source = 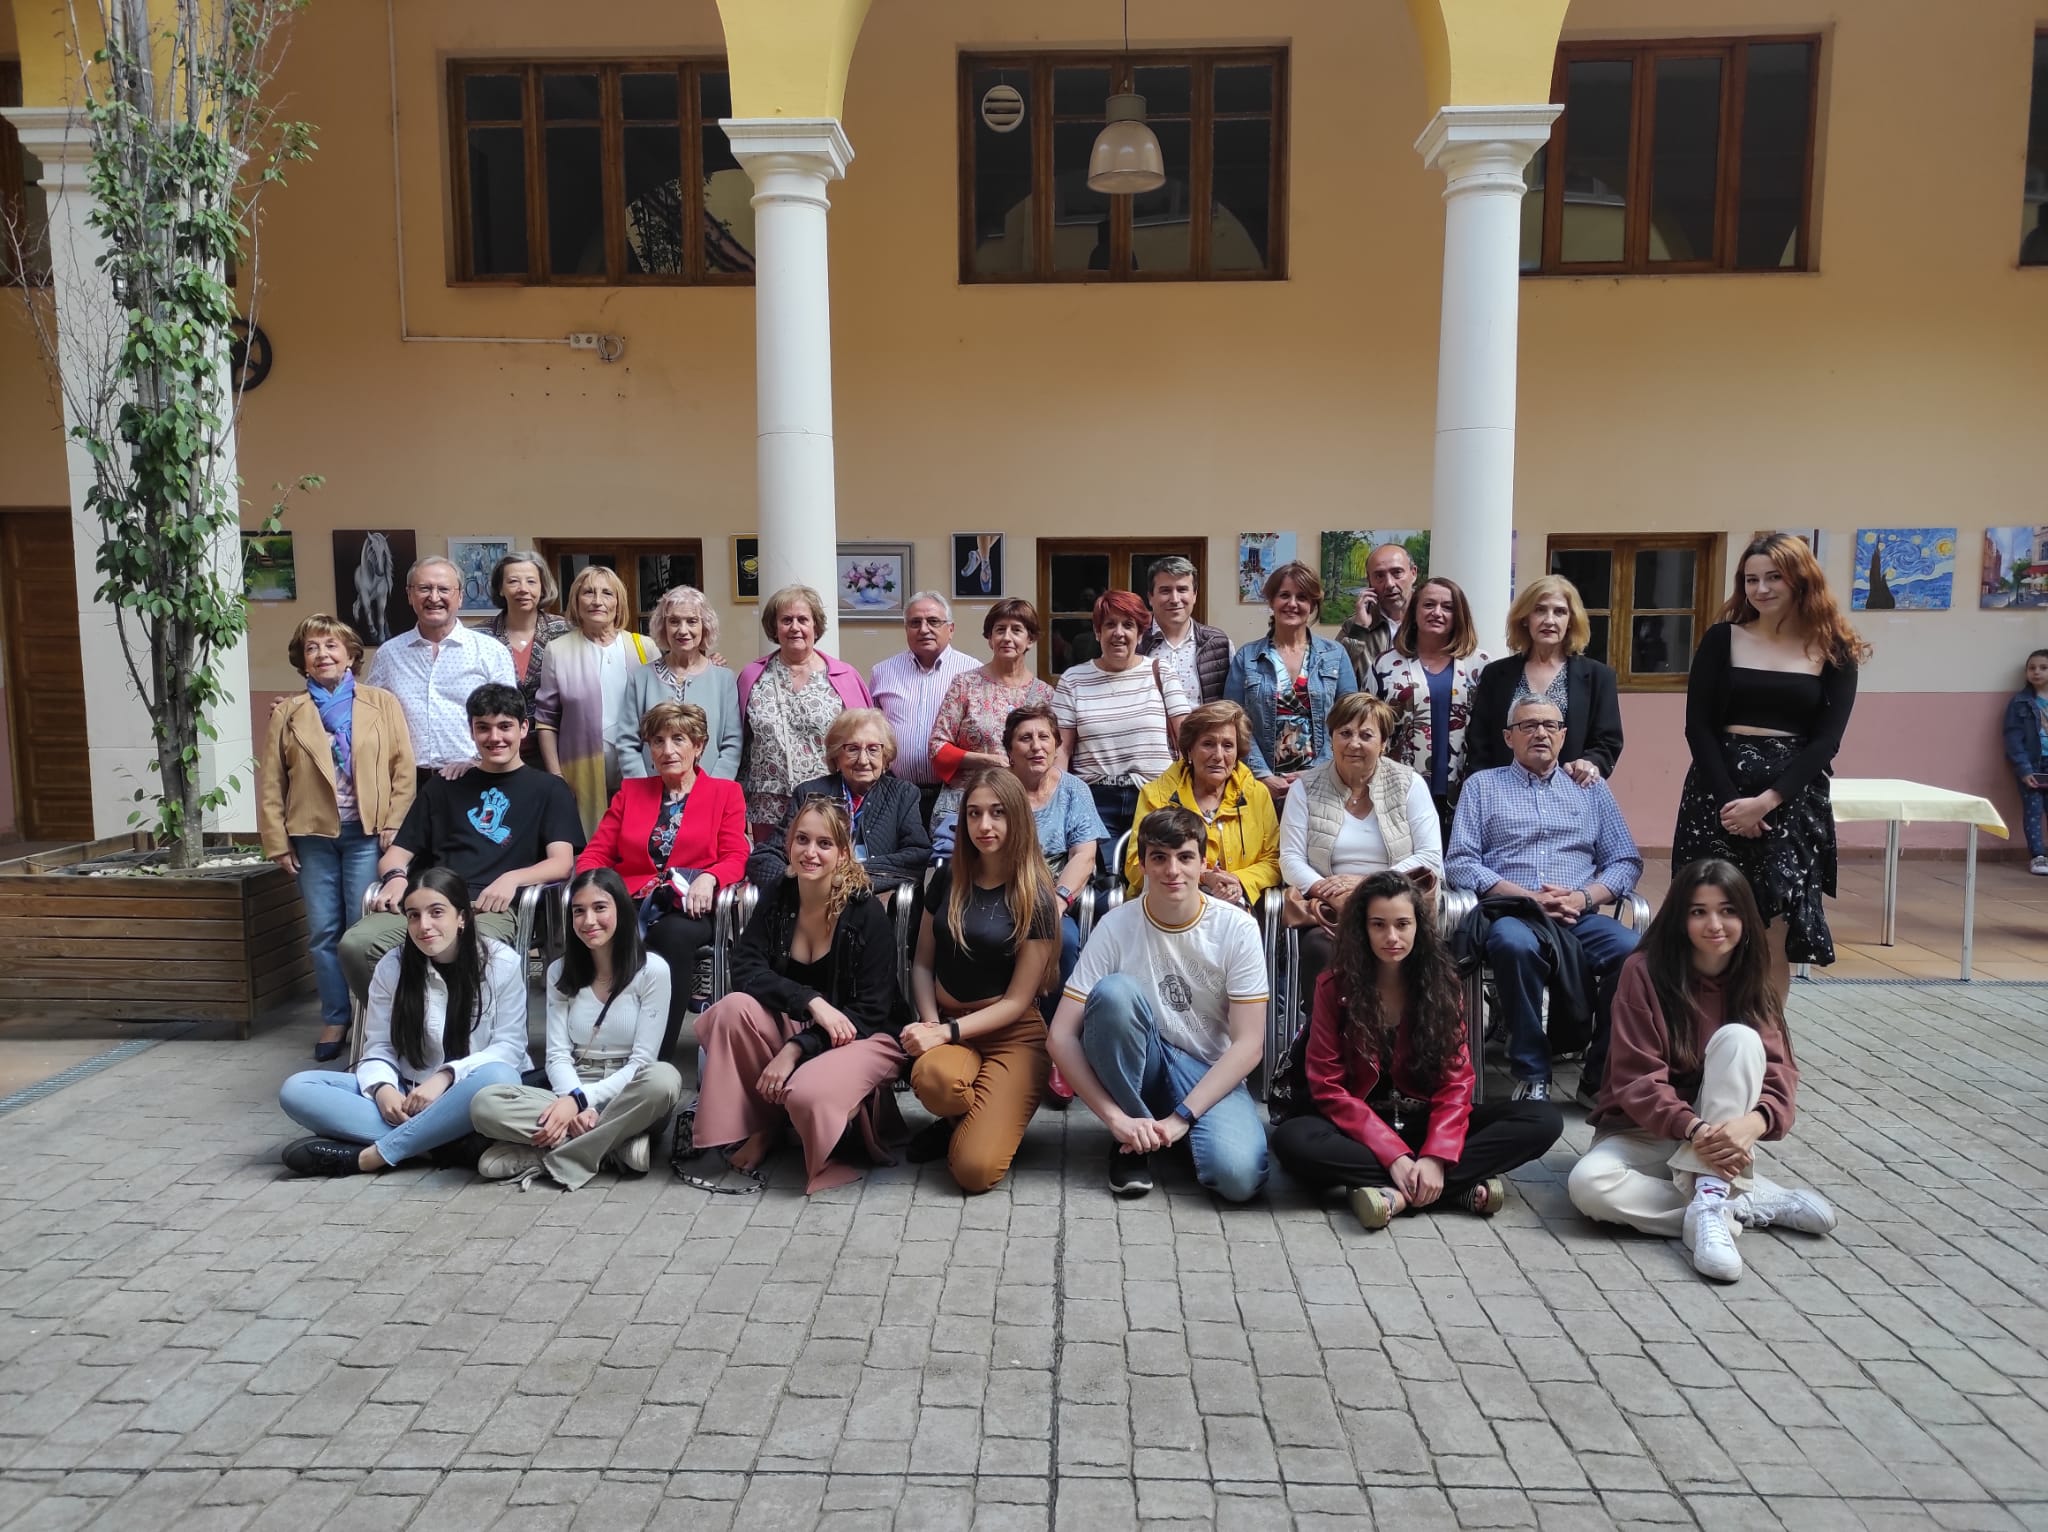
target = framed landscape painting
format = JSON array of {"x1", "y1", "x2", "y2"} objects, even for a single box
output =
[
  {"x1": 240, "y1": 532, "x2": 295, "y2": 602},
  {"x1": 1981, "y1": 525, "x2": 2048, "y2": 608},
  {"x1": 1852, "y1": 527, "x2": 1955, "y2": 611},
  {"x1": 1237, "y1": 532, "x2": 1295, "y2": 604}
]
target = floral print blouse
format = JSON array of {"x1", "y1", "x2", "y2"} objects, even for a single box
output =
[
  {"x1": 930, "y1": 668, "x2": 1056, "y2": 761},
  {"x1": 1371, "y1": 648, "x2": 1493, "y2": 800},
  {"x1": 742, "y1": 659, "x2": 844, "y2": 829}
]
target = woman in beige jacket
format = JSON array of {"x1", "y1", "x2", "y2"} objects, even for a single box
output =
[{"x1": 259, "y1": 615, "x2": 416, "y2": 1060}]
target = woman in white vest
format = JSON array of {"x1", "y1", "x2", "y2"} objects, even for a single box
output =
[{"x1": 1278, "y1": 692, "x2": 1444, "y2": 1001}]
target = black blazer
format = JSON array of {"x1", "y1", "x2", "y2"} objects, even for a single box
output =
[
  {"x1": 1466, "y1": 653, "x2": 1625, "y2": 778},
  {"x1": 744, "y1": 771, "x2": 931, "y2": 890}
]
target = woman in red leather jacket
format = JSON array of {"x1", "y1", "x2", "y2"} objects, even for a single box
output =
[{"x1": 1271, "y1": 871, "x2": 1561, "y2": 1230}]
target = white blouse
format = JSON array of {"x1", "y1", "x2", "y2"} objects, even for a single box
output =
[
  {"x1": 1278, "y1": 771, "x2": 1444, "y2": 890},
  {"x1": 543, "y1": 953, "x2": 672, "y2": 1110},
  {"x1": 357, "y1": 939, "x2": 529, "y2": 1093}
]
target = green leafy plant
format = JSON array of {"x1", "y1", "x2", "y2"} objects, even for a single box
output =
[{"x1": 11, "y1": 0, "x2": 318, "y2": 867}]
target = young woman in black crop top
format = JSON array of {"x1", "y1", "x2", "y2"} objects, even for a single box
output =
[
  {"x1": 904, "y1": 767, "x2": 1061, "y2": 1194},
  {"x1": 1674, "y1": 534, "x2": 1870, "y2": 984}
]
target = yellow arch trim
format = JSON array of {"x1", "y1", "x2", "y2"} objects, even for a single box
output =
[
  {"x1": 1405, "y1": 0, "x2": 1571, "y2": 113},
  {"x1": 712, "y1": 0, "x2": 872, "y2": 121},
  {"x1": 7, "y1": 0, "x2": 100, "y2": 105}
]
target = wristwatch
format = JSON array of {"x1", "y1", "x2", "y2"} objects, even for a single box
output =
[
  {"x1": 1057, "y1": 884, "x2": 1074, "y2": 907},
  {"x1": 569, "y1": 1089, "x2": 588, "y2": 1112},
  {"x1": 1173, "y1": 1102, "x2": 1198, "y2": 1125},
  {"x1": 947, "y1": 1021, "x2": 962, "y2": 1044}
]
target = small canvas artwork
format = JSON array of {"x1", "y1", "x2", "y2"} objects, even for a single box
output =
[
  {"x1": 1318, "y1": 529, "x2": 1429, "y2": 626},
  {"x1": 731, "y1": 536, "x2": 760, "y2": 603},
  {"x1": 332, "y1": 529, "x2": 418, "y2": 646},
  {"x1": 1236, "y1": 532, "x2": 1296, "y2": 604},
  {"x1": 1852, "y1": 527, "x2": 1955, "y2": 611},
  {"x1": 240, "y1": 532, "x2": 295, "y2": 602},
  {"x1": 838, "y1": 542, "x2": 913, "y2": 619},
  {"x1": 952, "y1": 533, "x2": 1004, "y2": 600},
  {"x1": 1981, "y1": 526, "x2": 2048, "y2": 608},
  {"x1": 447, "y1": 536, "x2": 513, "y2": 616}
]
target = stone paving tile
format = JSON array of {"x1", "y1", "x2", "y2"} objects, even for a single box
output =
[{"x1": 0, "y1": 982, "x2": 2045, "y2": 1529}]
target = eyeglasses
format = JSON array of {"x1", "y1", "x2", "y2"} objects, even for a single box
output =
[
  {"x1": 905, "y1": 616, "x2": 949, "y2": 630},
  {"x1": 1510, "y1": 720, "x2": 1565, "y2": 736},
  {"x1": 839, "y1": 742, "x2": 888, "y2": 757}
]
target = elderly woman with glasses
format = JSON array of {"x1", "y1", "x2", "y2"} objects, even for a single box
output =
[{"x1": 746, "y1": 708, "x2": 930, "y2": 895}]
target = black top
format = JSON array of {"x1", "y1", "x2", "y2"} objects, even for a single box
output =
[
  {"x1": 926, "y1": 864, "x2": 1058, "y2": 1005},
  {"x1": 1466, "y1": 652, "x2": 1625, "y2": 778},
  {"x1": 745, "y1": 772, "x2": 931, "y2": 891},
  {"x1": 1683, "y1": 622, "x2": 1858, "y2": 807},
  {"x1": 728, "y1": 879, "x2": 908, "y2": 1063},
  {"x1": 393, "y1": 765, "x2": 585, "y2": 894}
]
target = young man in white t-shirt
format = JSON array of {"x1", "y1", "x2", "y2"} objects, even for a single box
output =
[{"x1": 1048, "y1": 806, "x2": 1271, "y2": 1201}]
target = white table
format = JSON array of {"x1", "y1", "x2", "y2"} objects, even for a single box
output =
[{"x1": 1823, "y1": 778, "x2": 2009, "y2": 981}]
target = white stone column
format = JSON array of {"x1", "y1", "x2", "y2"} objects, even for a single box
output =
[
  {"x1": 5, "y1": 104, "x2": 256, "y2": 837},
  {"x1": 722, "y1": 118, "x2": 852, "y2": 626},
  {"x1": 1415, "y1": 104, "x2": 1561, "y2": 648}
]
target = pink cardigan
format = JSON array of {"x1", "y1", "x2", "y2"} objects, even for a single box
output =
[{"x1": 735, "y1": 652, "x2": 873, "y2": 717}]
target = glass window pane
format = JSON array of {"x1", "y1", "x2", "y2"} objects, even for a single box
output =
[
  {"x1": 701, "y1": 126, "x2": 755, "y2": 274},
  {"x1": 1737, "y1": 42, "x2": 1813, "y2": 270},
  {"x1": 1630, "y1": 615, "x2": 1693, "y2": 676},
  {"x1": 1560, "y1": 59, "x2": 1632, "y2": 264},
  {"x1": 543, "y1": 72, "x2": 601, "y2": 121},
  {"x1": 464, "y1": 73, "x2": 524, "y2": 122},
  {"x1": 623, "y1": 125, "x2": 683, "y2": 275},
  {"x1": 2028, "y1": 37, "x2": 2048, "y2": 264},
  {"x1": 466, "y1": 126, "x2": 528, "y2": 274},
  {"x1": 1214, "y1": 64, "x2": 1273, "y2": 115},
  {"x1": 1053, "y1": 66, "x2": 1111, "y2": 118},
  {"x1": 1133, "y1": 65, "x2": 1191, "y2": 117},
  {"x1": 1648, "y1": 56, "x2": 1721, "y2": 263},
  {"x1": 971, "y1": 67, "x2": 1035, "y2": 276},
  {"x1": 1048, "y1": 618, "x2": 1100, "y2": 676},
  {"x1": 621, "y1": 71, "x2": 678, "y2": 122},
  {"x1": 637, "y1": 553, "x2": 699, "y2": 616},
  {"x1": 1129, "y1": 119, "x2": 1191, "y2": 274},
  {"x1": 700, "y1": 70, "x2": 734, "y2": 122},
  {"x1": 544, "y1": 124, "x2": 605, "y2": 274},
  {"x1": 1584, "y1": 614, "x2": 1612, "y2": 668},
  {"x1": 1049, "y1": 554, "x2": 1112, "y2": 613},
  {"x1": 1634, "y1": 548, "x2": 1697, "y2": 609},
  {"x1": 1550, "y1": 549, "x2": 1612, "y2": 609},
  {"x1": 1211, "y1": 118, "x2": 1271, "y2": 270},
  {"x1": 1520, "y1": 143, "x2": 1546, "y2": 271},
  {"x1": 1051, "y1": 120, "x2": 1113, "y2": 272}
]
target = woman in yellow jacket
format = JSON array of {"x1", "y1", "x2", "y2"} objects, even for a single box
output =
[
  {"x1": 1123, "y1": 701, "x2": 1282, "y2": 911},
  {"x1": 259, "y1": 615, "x2": 416, "y2": 1062}
]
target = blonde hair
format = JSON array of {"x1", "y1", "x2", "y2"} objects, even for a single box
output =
[
  {"x1": 565, "y1": 564, "x2": 631, "y2": 634},
  {"x1": 761, "y1": 583, "x2": 829, "y2": 644},
  {"x1": 788, "y1": 796, "x2": 870, "y2": 923},
  {"x1": 946, "y1": 768, "x2": 1056, "y2": 971},
  {"x1": 1177, "y1": 700, "x2": 1253, "y2": 761},
  {"x1": 1506, "y1": 575, "x2": 1592, "y2": 656},
  {"x1": 647, "y1": 584, "x2": 720, "y2": 651},
  {"x1": 825, "y1": 708, "x2": 896, "y2": 772}
]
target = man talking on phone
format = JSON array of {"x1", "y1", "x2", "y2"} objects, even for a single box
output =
[{"x1": 1338, "y1": 542, "x2": 1418, "y2": 689}]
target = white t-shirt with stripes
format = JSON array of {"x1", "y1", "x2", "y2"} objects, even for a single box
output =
[{"x1": 1052, "y1": 660, "x2": 1190, "y2": 786}]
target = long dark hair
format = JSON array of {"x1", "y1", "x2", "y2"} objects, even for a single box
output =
[
  {"x1": 1641, "y1": 859, "x2": 1787, "y2": 1077},
  {"x1": 556, "y1": 866, "x2": 647, "y2": 997},
  {"x1": 1332, "y1": 872, "x2": 1464, "y2": 1088},
  {"x1": 390, "y1": 865, "x2": 487, "y2": 1068}
]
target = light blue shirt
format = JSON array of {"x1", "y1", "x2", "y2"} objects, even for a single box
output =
[{"x1": 1445, "y1": 762, "x2": 1642, "y2": 898}]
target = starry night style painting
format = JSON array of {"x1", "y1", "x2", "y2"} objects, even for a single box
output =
[{"x1": 1852, "y1": 527, "x2": 1955, "y2": 611}]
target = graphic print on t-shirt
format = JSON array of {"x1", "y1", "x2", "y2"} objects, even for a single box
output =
[
  {"x1": 467, "y1": 787, "x2": 513, "y2": 844},
  {"x1": 1159, "y1": 972, "x2": 1194, "y2": 1012}
]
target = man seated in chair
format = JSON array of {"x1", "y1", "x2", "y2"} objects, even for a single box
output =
[
  {"x1": 339, "y1": 683, "x2": 584, "y2": 1009},
  {"x1": 1047, "y1": 805, "x2": 1270, "y2": 1204},
  {"x1": 1445, "y1": 696, "x2": 1643, "y2": 1106}
]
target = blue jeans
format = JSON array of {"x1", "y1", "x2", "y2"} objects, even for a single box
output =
[
  {"x1": 1484, "y1": 912, "x2": 1639, "y2": 1084},
  {"x1": 1078, "y1": 973, "x2": 1269, "y2": 1202},
  {"x1": 1058, "y1": 912, "x2": 1082, "y2": 988},
  {"x1": 1089, "y1": 783, "x2": 1141, "y2": 847},
  {"x1": 291, "y1": 825, "x2": 381, "y2": 1030},
  {"x1": 278, "y1": 1064, "x2": 520, "y2": 1166},
  {"x1": 2020, "y1": 781, "x2": 2047, "y2": 858}
]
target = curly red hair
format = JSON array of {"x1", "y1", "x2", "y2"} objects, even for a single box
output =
[{"x1": 1720, "y1": 534, "x2": 1871, "y2": 669}]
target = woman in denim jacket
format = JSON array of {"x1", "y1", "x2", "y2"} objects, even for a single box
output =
[{"x1": 1225, "y1": 561, "x2": 1360, "y2": 805}]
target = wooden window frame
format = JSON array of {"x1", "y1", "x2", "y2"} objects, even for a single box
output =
[
  {"x1": 1545, "y1": 533, "x2": 1721, "y2": 693},
  {"x1": 448, "y1": 58, "x2": 748, "y2": 288},
  {"x1": 1035, "y1": 537, "x2": 1207, "y2": 682},
  {"x1": 958, "y1": 48, "x2": 1288, "y2": 285},
  {"x1": 1533, "y1": 35, "x2": 1820, "y2": 276},
  {"x1": 0, "y1": 61, "x2": 45, "y2": 289},
  {"x1": 534, "y1": 537, "x2": 705, "y2": 634}
]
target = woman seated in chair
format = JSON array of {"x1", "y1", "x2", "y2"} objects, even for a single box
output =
[
  {"x1": 746, "y1": 708, "x2": 930, "y2": 898},
  {"x1": 277, "y1": 866, "x2": 527, "y2": 1176},
  {"x1": 1272, "y1": 872, "x2": 1561, "y2": 1229},
  {"x1": 1122, "y1": 701, "x2": 1281, "y2": 914},
  {"x1": 1568, "y1": 859, "x2": 1835, "y2": 1285},
  {"x1": 904, "y1": 768, "x2": 1061, "y2": 1194},
  {"x1": 693, "y1": 797, "x2": 909, "y2": 1192},
  {"x1": 470, "y1": 868, "x2": 683, "y2": 1189},
  {"x1": 579, "y1": 701, "x2": 749, "y2": 1060}
]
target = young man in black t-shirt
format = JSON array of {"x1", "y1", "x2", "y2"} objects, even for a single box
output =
[{"x1": 338, "y1": 684, "x2": 584, "y2": 1004}]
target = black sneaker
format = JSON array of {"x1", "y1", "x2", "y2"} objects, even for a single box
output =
[
  {"x1": 1108, "y1": 1148, "x2": 1154, "y2": 1197},
  {"x1": 907, "y1": 1117, "x2": 956, "y2": 1164},
  {"x1": 281, "y1": 1136, "x2": 364, "y2": 1177}
]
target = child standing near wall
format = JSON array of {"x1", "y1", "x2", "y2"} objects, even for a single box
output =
[{"x1": 2004, "y1": 648, "x2": 2048, "y2": 875}]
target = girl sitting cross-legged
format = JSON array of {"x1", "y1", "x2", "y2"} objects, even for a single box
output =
[
  {"x1": 1271, "y1": 871, "x2": 1562, "y2": 1229},
  {"x1": 277, "y1": 866, "x2": 526, "y2": 1176},
  {"x1": 469, "y1": 867, "x2": 683, "y2": 1189},
  {"x1": 1568, "y1": 858, "x2": 1836, "y2": 1284},
  {"x1": 904, "y1": 767, "x2": 1061, "y2": 1194}
]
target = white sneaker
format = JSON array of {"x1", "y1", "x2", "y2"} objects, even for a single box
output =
[
  {"x1": 2031, "y1": 856, "x2": 2048, "y2": 876},
  {"x1": 1682, "y1": 1198, "x2": 1743, "y2": 1283},
  {"x1": 478, "y1": 1143, "x2": 544, "y2": 1183},
  {"x1": 615, "y1": 1133, "x2": 652, "y2": 1176},
  {"x1": 1729, "y1": 1184, "x2": 1837, "y2": 1235}
]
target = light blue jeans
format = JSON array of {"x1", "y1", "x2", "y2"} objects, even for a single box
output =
[
  {"x1": 278, "y1": 1064, "x2": 520, "y2": 1166},
  {"x1": 1078, "y1": 973, "x2": 1269, "y2": 1203},
  {"x1": 290, "y1": 824, "x2": 381, "y2": 1030}
]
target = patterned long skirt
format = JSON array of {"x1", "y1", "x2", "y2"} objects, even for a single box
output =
[{"x1": 1672, "y1": 733, "x2": 1838, "y2": 966}]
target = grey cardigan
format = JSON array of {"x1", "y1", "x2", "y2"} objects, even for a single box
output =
[{"x1": 612, "y1": 659, "x2": 743, "y2": 780}]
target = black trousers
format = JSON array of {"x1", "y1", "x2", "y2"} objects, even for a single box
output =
[
  {"x1": 1271, "y1": 1099, "x2": 1562, "y2": 1198},
  {"x1": 643, "y1": 908, "x2": 717, "y2": 1062}
]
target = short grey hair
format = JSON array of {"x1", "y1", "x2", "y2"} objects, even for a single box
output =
[
  {"x1": 904, "y1": 590, "x2": 953, "y2": 621},
  {"x1": 1148, "y1": 556, "x2": 1197, "y2": 589},
  {"x1": 407, "y1": 555, "x2": 459, "y2": 587},
  {"x1": 1507, "y1": 695, "x2": 1563, "y2": 724}
]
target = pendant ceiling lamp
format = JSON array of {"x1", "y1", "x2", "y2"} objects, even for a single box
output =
[{"x1": 1087, "y1": 0, "x2": 1165, "y2": 195}]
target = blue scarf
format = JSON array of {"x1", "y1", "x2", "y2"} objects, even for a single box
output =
[{"x1": 308, "y1": 671, "x2": 356, "y2": 783}]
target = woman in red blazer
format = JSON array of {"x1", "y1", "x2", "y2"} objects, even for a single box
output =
[{"x1": 580, "y1": 701, "x2": 749, "y2": 1058}]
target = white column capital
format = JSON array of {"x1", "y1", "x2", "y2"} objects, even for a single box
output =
[
  {"x1": 722, "y1": 116, "x2": 853, "y2": 179},
  {"x1": 1415, "y1": 104, "x2": 1561, "y2": 195},
  {"x1": 1, "y1": 104, "x2": 94, "y2": 192}
]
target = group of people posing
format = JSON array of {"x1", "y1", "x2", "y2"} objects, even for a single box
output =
[{"x1": 258, "y1": 534, "x2": 1865, "y2": 1285}]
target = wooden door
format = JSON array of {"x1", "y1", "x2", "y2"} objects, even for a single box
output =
[{"x1": 1, "y1": 513, "x2": 93, "y2": 839}]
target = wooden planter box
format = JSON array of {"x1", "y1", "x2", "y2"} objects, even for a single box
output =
[{"x1": 0, "y1": 833, "x2": 312, "y2": 1035}]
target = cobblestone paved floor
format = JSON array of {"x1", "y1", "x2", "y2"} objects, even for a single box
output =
[{"x1": 0, "y1": 979, "x2": 2044, "y2": 1530}]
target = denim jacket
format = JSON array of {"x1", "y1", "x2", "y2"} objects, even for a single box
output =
[
  {"x1": 1224, "y1": 634, "x2": 1358, "y2": 779},
  {"x1": 2004, "y1": 690, "x2": 2048, "y2": 778}
]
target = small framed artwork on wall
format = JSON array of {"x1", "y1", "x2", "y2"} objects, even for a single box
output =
[
  {"x1": 332, "y1": 529, "x2": 418, "y2": 646},
  {"x1": 447, "y1": 535, "x2": 513, "y2": 616},
  {"x1": 952, "y1": 533, "x2": 1003, "y2": 599},
  {"x1": 732, "y1": 536, "x2": 760, "y2": 603},
  {"x1": 838, "y1": 541, "x2": 913, "y2": 619},
  {"x1": 241, "y1": 531, "x2": 296, "y2": 602}
]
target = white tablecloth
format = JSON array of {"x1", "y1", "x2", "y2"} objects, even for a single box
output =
[{"x1": 1829, "y1": 779, "x2": 2008, "y2": 837}]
